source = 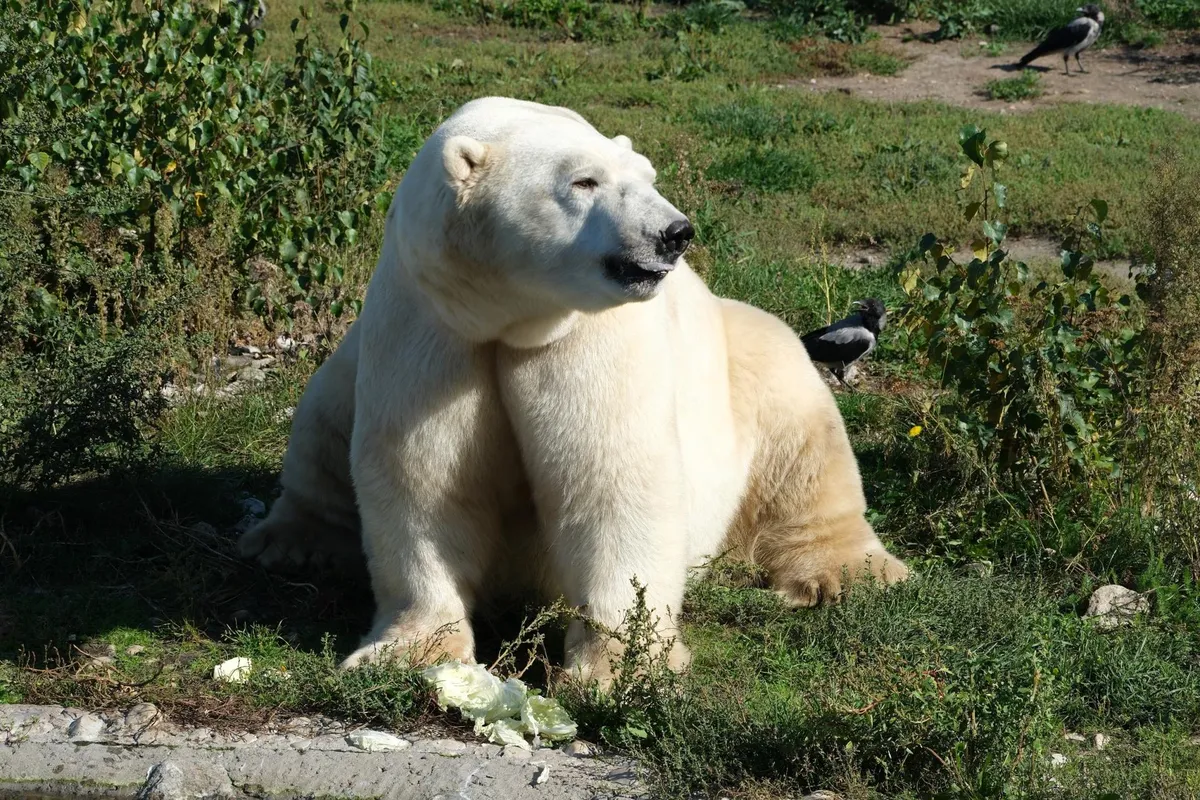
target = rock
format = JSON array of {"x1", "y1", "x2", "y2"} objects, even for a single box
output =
[
  {"x1": 126, "y1": 645, "x2": 146, "y2": 656},
  {"x1": 801, "y1": 792, "x2": 842, "y2": 800},
  {"x1": 1049, "y1": 753, "x2": 1068, "y2": 768},
  {"x1": 212, "y1": 657, "x2": 252, "y2": 683},
  {"x1": 1064, "y1": 732, "x2": 1087, "y2": 743},
  {"x1": 965, "y1": 561, "x2": 994, "y2": 578},
  {"x1": 137, "y1": 760, "x2": 236, "y2": 800},
  {"x1": 236, "y1": 365, "x2": 267, "y2": 383},
  {"x1": 1094, "y1": 733, "x2": 1110, "y2": 751},
  {"x1": 67, "y1": 713, "x2": 107, "y2": 742},
  {"x1": 1084, "y1": 585, "x2": 1149, "y2": 630},
  {"x1": 563, "y1": 740, "x2": 598, "y2": 757},
  {"x1": 345, "y1": 729, "x2": 411, "y2": 752},
  {"x1": 534, "y1": 765, "x2": 550, "y2": 785},
  {"x1": 189, "y1": 522, "x2": 218, "y2": 537},
  {"x1": 217, "y1": 354, "x2": 257, "y2": 372},
  {"x1": 238, "y1": 496, "x2": 267, "y2": 517},
  {"x1": 125, "y1": 703, "x2": 160, "y2": 731}
]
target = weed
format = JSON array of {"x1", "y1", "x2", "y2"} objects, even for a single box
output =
[{"x1": 986, "y1": 70, "x2": 1043, "y2": 101}]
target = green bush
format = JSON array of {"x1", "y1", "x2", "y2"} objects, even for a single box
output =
[
  {"x1": 0, "y1": 0, "x2": 382, "y2": 487},
  {"x1": 2, "y1": 0, "x2": 381, "y2": 328},
  {"x1": 899, "y1": 125, "x2": 1145, "y2": 485}
]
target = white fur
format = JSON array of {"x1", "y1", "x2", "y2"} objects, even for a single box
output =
[{"x1": 241, "y1": 97, "x2": 907, "y2": 683}]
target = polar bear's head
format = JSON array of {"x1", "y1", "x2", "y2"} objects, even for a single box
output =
[{"x1": 389, "y1": 98, "x2": 694, "y2": 345}]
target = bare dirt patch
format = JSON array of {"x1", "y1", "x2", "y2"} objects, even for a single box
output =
[{"x1": 798, "y1": 23, "x2": 1200, "y2": 120}]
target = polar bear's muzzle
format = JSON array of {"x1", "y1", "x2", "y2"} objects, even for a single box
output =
[{"x1": 602, "y1": 217, "x2": 695, "y2": 298}]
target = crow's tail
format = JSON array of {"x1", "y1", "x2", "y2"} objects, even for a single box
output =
[{"x1": 1018, "y1": 42, "x2": 1052, "y2": 65}]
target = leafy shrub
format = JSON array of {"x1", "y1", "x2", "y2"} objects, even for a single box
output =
[
  {"x1": 2, "y1": 0, "x2": 381, "y2": 328},
  {"x1": 0, "y1": 0, "x2": 382, "y2": 486},
  {"x1": 767, "y1": 0, "x2": 872, "y2": 43},
  {"x1": 899, "y1": 125, "x2": 1145, "y2": 485},
  {"x1": 1134, "y1": 152, "x2": 1200, "y2": 578},
  {"x1": 659, "y1": 0, "x2": 746, "y2": 34},
  {"x1": 985, "y1": 70, "x2": 1043, "y2": 101}
]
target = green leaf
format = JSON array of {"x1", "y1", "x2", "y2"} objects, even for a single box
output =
[
  {"x1": 963, "y1": 201, "x2": 982, "y2": 221},
  {"x1": 1089, "y1": 198, "x2": 1108, "y2": 224},
  {"x1": 993, "y1": 183, "x2": 1007, "y2": 209},
  {"x1": 983, "y1": 220, "x2": 1007, "y2": 246},
  {"x1": 279, "y1": 240, "x2": 300, "y2": 262},
  {"x1": 27, "y1": 151, "x2": 51, "y2": 172},
  {"x1": 958, "y1": 125, "x2": 987, "y2": 167}
]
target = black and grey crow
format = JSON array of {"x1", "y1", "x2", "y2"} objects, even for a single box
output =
[
  {"x1": 801, "y1": 299, "x2": 887, "y2": 387},
  {"x1": 1018, "y1": 4, "x2": 1105, "y2": 75}
]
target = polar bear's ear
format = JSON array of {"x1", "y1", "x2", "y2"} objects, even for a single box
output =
[
  {"x1": 443, "y1": 135, "x2": 490, "y2": 192},
  {"x1": 612, "y1": 134, "x2": 633, "y2": 151}
]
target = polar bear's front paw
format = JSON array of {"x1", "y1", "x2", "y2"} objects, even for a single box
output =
[
  {"x1": 775, "y1": 546, "x2": 909, "y2": 608},
  {"x1": 237, "y1": 509, "x2": 360, "y2": 574},
  {"x1": 340, "y1": 623, "x2": 475, "y2": 670}
]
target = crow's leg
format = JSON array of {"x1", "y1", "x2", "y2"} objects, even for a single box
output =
[
  {"x1": 1063, "y1": 53, "x2": 1070, "y2": 75},
  {"x1": 1075, "y1": 52, "x2": 1087, "y2": 73}
]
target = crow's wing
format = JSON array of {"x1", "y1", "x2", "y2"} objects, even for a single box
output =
[
  {"x1": 1021, "y1": 17, "x2": 1091, "y2": 62},
  {"x1": 802, "y1": 324, "x2": 876, "y2": 366}
]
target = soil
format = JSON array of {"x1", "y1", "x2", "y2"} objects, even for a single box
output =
[{"x1": 799, "y1": 22, "x2": 1200, "y2": 121}]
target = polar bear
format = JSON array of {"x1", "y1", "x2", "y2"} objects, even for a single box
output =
[{"x1": 240, "y1": 97, "x2": 908, "y2": 684}]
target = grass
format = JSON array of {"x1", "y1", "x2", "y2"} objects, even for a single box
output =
[
  {"x1": 4, "y1": 1, "x2": 1200, "y2": 798},
  {"x1": 985, "y1": 70, "x2": 1044, "y2": 101}
]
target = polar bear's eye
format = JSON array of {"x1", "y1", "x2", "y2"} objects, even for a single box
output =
[{"x1": 572, "y1": 178, "x2": 599, "y2": 190}]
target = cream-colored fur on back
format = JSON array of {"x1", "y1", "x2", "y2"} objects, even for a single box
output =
[{"x1": 239, "y1": 97, "x2": 907, "y2": 685}]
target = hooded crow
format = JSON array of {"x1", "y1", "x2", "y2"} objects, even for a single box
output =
[
  {"x1": 801, "y1": 298, "x2": 887, "y2": 387},
  {"x1": 1018, "y1": 4, "x2": 1105, "y2": 75}
]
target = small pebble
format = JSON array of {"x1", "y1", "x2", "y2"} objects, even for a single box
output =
[
  {"x1": 1049, "y1": 752, "x2": 1068, "y2": 768},
  {"x1": 1094, "y1": 733, "x2": 1110, "y2": 751},
  {"x1": 126, "y1": 645, "x2": 146, "y2": 656},
  {"x1": 535, "y1": 765, "x2": 550, "y2": 785},
  {"x1": 239, "y1": 496, "x2": 267, "y2": 517},
  {"x1": 346, "y1": 730, "x2": 411, "y2": 752}
]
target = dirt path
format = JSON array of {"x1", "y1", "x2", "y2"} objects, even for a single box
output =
[{"x1": 801, "y1": 23, "x2": 1200, "y2": 120}]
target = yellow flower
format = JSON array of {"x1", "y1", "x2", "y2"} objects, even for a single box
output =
[{"x1": 909, "y1": 425, "x2": 923, "y2": 437}]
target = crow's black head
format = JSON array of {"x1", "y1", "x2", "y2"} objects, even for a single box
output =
[
  {"x1": 1077, "y1": 4, "x2": 1104, "y2": 22},
  {"x1": 851, "y1": 298, "x2": 887, "y2": 334}
]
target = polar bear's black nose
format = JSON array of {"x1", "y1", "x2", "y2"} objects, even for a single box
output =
[{"x1": 662, "y1": 219, "x2": 695, "y2": 256}]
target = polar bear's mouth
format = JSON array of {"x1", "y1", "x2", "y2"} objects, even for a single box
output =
[{"x1": 603, "y1": 254, "x2": 676, "y2": 295}]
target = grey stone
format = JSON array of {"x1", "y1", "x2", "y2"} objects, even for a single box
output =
[
  {"x1": 1093, "y1": 733, "x2": 1110, "y2": 751},
  {"x1": 0, "y1": 703, "x2": 641, "y2": 800},
  {"x1": 1084, "y1": 585, "x2": 1149, "y2": 630},
  {"x1": 126, "y1": 645, "x2": 147, "y2": 656},
  {"x1": 137, "y1": 760, "x2": 236, "y2": 800},
  {"x1": 125, "y1": 703, "x2": 160, "y2": 732},
  {"x1": 801, "y1": 792, "x2": 842, "y2": 800},
  {"x1": 1064, "y1": 732, "x2": 1087, "y2": 743},
  {"x1": 563, "y1": 740, "x2": 599, "y2": 757},
  {"x1": 67, "y1": 713, "x2": 107, "y2": 742}
]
